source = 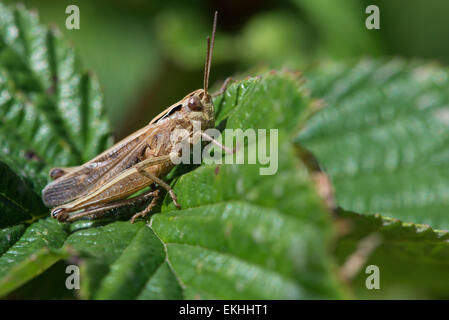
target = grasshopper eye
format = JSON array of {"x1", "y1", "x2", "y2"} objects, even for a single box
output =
[
  {"x1": 187, "y1": 95, "x2": 202, "y2": 111},
  {"x1": 50, "y1": 168, "x2": 66, "y2": 180}
]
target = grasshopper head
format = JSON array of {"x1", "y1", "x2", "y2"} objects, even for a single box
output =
[
  {"x1": 184, "y1": 89, "x2": 214, "y2": 130},
  {"x1": 158, "y1": 13, "x2": 217, "y2": 134},
  {"x1": 184, "y1": 11, "x2": 217, "y2": 131}
]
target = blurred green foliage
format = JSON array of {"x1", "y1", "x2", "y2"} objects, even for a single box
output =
[{"x1": 6, "y1": 0, "x2": 449, "y2": 139}]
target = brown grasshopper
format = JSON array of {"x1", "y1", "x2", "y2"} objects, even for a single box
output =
[{"x1": 42, "y1": 12, "x2": 232, "y2": 223}]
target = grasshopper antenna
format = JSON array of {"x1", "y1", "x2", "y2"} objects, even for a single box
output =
[{"x1": 204, "y1": 11, "x2": 217, "y2": 95}]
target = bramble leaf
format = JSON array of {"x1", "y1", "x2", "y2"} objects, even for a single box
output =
[
  {"x1": 335, "y1": 210, "x2": 449, "y2": 299},
  {"x1": 298, "y1": 59, "x2": 449, "y2": 231},
  {"x1": 0, "y1": 3, "x2": 112, "y2": 227}
]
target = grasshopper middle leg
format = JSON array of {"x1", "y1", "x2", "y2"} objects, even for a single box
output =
[
  {"x1": 134, "y1": 154, "x2": 181, "y2": 208},
  {"x1": 136, "y1": 168, "x2": 180, "y2": 208},
  {"x1": 130, "y1": 192, "x2": 160, "y2": 223}
]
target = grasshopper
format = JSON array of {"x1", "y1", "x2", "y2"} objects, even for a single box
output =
[{"x1": 42, "y1": 12, "x2": 232, "y2": 223}]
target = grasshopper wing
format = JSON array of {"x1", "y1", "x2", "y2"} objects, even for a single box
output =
[{"x1": 42, "y1": 123, "x2": 160, "y2": 207}]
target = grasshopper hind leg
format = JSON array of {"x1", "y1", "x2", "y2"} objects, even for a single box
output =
[{"x1": 53, "y1": 189, "x2": 160, "y2": 222}]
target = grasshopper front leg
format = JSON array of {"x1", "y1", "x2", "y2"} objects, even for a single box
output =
[{"x1": 212, "y1": 77, "x2": 235, "y2": 97}]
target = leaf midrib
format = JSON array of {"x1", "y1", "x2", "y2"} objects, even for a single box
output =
[{"x1": 150, "y1": 198, "x2": 320, "y2": 297}]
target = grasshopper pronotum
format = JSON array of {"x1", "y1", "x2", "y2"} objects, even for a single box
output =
[{"x1": 42, "y1": 12, "x2": 232, "y2": 223}]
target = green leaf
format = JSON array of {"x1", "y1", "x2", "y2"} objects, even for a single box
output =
[
  {"x1": 0, "y1": 4, "x2": 112, "y2": 161},
  {"x1": 297, "y1": 59, "x2": 449, "y2": 230},
  {"x1": 5, "y1": 260, "x2": 77, "y2": 299},
  {"x1": 0, "y1": 161, "x2": 47, "y2": 228},
  {"x1": 136, "y1": 262, "x2": 183, "y2": 300},
  {"x1": 64, "y1": 221, "x2": 168, "y2": 300},
  {"x1": 0, "y1": 224, "x2": 26, "y2": 255},
  {"x1": 153, "y1": 145, "x2": 339, "y2": 298},
  {"x1": 0, "y1": 218, "x2": 68, "y2": 296},
  {"x1": 0, "y1": 3, "x2": 117, "y2": 297},
  {"x1": 335, "y1": 211, "x2": 449, "y2": 299},
  {"x1": 0, "y1": 3, "x2": 112, "y2": 227}
]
